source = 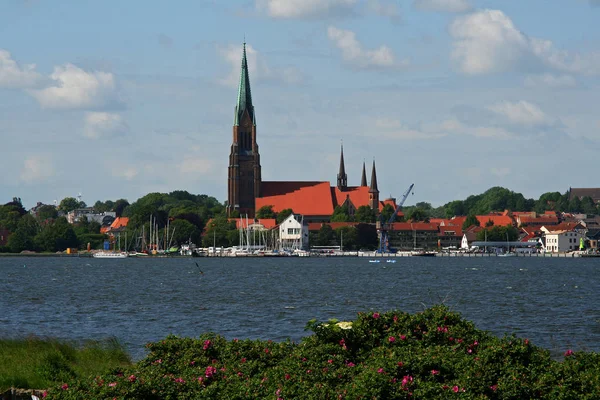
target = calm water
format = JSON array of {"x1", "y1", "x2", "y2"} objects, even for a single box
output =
[{"x1": 1, "y1": 256, "x2": 599, "y2": 360}]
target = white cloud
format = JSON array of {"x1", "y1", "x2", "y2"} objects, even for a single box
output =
[
  {"x1": 524, "y1": 73, "x2": 577, "y2": 88},
  {"x1": 450, "y1": 9, "x2": 600, "y2": 76},
  {"x1": 488, "y1": 100, "x2": 550, "y2": 126},
  {"x1": 84, "y1": 112, "x2": 127, "y2": 139},
  {"x1": 19, "y1": 155, "x2": 54, "y2": 183},
  {"x1": 218, "y1": 44, "x2": 302, "y2": 87},
  {"x1": 449, "y1": 10, "x2": 530, "y2": 75},
  {"x1": 29, "y1": 63, "x2": 121, "y2": 109},
  {"x1": 413, "y1": 0, "x2": 472, "y2": 13},
  {"x1": 0, "y1": 49, "x2": 42, "y2": 88},
  {"x1": 328, "y1": 26, "x2": 406, "y2": 69},
  {"x1": 257, "y1": 0, "x2": 356, "y2": 18}
]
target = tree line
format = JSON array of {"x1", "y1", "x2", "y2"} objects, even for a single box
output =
[{"x1": 0, "y1": 187, "x2": 595, "y2": 253}]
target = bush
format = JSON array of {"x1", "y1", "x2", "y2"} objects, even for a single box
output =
[{"x1": 45, "y1": 306, "x2": 600, "y2": 399}]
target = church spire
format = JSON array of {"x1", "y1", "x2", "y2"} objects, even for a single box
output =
[
  {"x1": 337, "y1": 142, "x2": 347, "y2": 190},
  {"x1": 368, "y1": 159, "x2": 380, "y2": 210},
  {"x1": 369, "y1": 159, "x2": 379, "y2": 193},
  {"x1": 234, "y1": 42, "x2": 255, "y2": 126},
  {"x1": 360, "y1": 160, "x2": 367, "y2": 187}
]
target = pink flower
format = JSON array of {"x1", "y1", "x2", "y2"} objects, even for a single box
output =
[
  {"x1": 389, "y1": 336, "x2": 396, "y2": 343},
  {"x1": 452, "y1": 386, "x2": 459, "y2": 393},
  {"x1": 401, "y1": 375, "x2": 413, "y2": 387},
  {"x1": 241, "y1": 357, "x2": 247, "y2": 363},
  {"x1": 190, "y1": 361, "x2": 195, "y2": 365},
  {"x1": 346, "y1": 361, "x2": 355, "y2": 367},
  {"x1": 397, "y1": 361, "x2": 404, "y2": 367},
  {"x1": 203, "y1": 340, "x2": 211, "y2": 350},
  {"x1": 328, "y1": 359, "x2": 333, "y2": 363},
  {"x1": 377, "y1": 368, "x2": 384, "y2": 374},
  {"x1": 400, "y1": 335, "x2": 407, "y2": 341},
  {"x1": 265, "y1": 348, "x2": 270, "y2": 354},
  {"x1": 198, "y1": 376, "x2": 204, "y2": 383},
  {"x1": 205, "y1": 366, "x2": 217, "y2": 378},
  {"x1": 564, "y1": 349, "x2": 574, "y2": 357},
  {"x1": 490, "y1": 384, "x2": 498, "y2": 392},
  {"x1": 431, "y1": 370, "x2": 439, "y2": 375},
  {"x1": 285, "y1": 374, "x2": 291, "y2": 380},
  {"x1": 42, "y1": 392, "x2": 47, "y2": 398},
  {"x1": 61, "y1": 384, "x2": 68, "y2": 391},
  {"x1": 237, "y1": 372, "x2": 243, "y2": 377},
  {"x1": 108, "y1": 382, "x2": 117, "y2": 387},
  {"x1": 128, "y1": 374, "x2": 136, "y2": 382},
  {"x1": 174, "y1": 377, "x2": 186, "y2": 383},
  {"x1": 373, "y1": 312, "x2": 380, "y2": 319}
]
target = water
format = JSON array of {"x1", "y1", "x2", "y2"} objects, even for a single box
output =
[{"x1": 1, "y1": 256, "x2": 599, "y2": 360}]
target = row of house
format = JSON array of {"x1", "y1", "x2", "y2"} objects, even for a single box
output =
[{"x1": 223, "y1": 209, "x2": 599, "y2": 253}]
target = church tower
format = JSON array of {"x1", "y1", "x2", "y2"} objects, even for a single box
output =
[
  {"x1": 227, "y1": 43, "x2": 262, "y2": 217},
  {"x1": 368, "y1": 160, "x2": 380, "y2": 210},
  {"x1": 360, "y1": 161, "x2": 367, "y2": 187},
  {"x1": 337, "y1": 143, "x2": 347, "y2": 190}
]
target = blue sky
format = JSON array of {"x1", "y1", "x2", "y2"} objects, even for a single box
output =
[{"x1": 2, "y1": 0, "x2": 600, "y2": 209}]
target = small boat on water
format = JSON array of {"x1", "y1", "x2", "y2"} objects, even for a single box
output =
[
  {"x1": 386, "y1": 259, "x2": 396, "y2": 263},
  {"x1": 369, "y1": 259, "x2": 380, "y2": 263},
  {"x1": 93, "y1": 251, "x2": 128, "y2": 259}
]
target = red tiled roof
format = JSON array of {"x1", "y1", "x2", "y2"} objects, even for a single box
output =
[
  {"x1": 257, "y1": 181, "x2": 335, "y2": 216},
  {"x1": 439, "y1": 226, "x2": 463, "y2": 236},
  {"x1": 476, "y1": 215, "x2": 514, "y2": 227},
  {"x1": 101, "y1": 217, "x2": 129, "y2": 233},
  {"x1": 542, "y1": 222, "x2": 585, "y2": 232},
  {"x1": 518, "y1": 215, "x2": 559, "y2": 225}
]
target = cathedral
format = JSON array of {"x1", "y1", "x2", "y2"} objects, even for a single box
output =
[{"x1": 227, "y1": 43, "x2": 396, "y2": 221}]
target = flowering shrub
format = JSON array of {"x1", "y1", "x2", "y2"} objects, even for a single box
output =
[{"x1": 45, "y1": 306, "x2": 600, "y2": 399}]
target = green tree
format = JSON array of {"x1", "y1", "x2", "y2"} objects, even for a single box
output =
[
  {"x1": 444, "y1": 200, "x2": 465, "y2": 218},
  {"x1": 34, "y1": 217, "x2": 78, "y2": 252},
  {"x1": 331, "y1": 204, "x2": 351, "y2": 222},
  {"x1": 169, "y1": 219, "x2": 201, "y2": 246},
  {"x1": 407, "y1": 208, "x2": 429, "y2": 222},
  {"x1": 355, "y1": 206, "x2": 377, "y2": 223},
  {"x1": 462, "y1": 214, "x2": 480, "y2": 230},
  {"x1": 7, "y1": 214, "x2": 39, "y2": 253},
  {"x1": 202, "y1": 215, "x2": 237, "y2": 247},
  {"x1": 315, "y1": 224, "x2": 335, "y2": 246},
  {"x1": 58, "y1": 197, "x2": 85, "y2": 213},
  {"x1": 476, "y1": 225, "x2": 518, "y2": 241},
  {"x1": 379, "y1": 204, "x2": 396, "y2": 223},
  {"x1": 113, "y1": 199, "x2": 130, "y2": 217},
  {"x1": 36, "y1": 205, "x2": 58, "y2": 221},
  {"x1": 335, "y1": 226, "x2": 358, "y2": 250},
  {"x1": 276, "y1": 209, "x2": 294, "y2": 225},
  {"x1": 256, "y1": 205, "x2": 276, "y2": 219}
]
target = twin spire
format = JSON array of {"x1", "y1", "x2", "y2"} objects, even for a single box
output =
[
  {"x1": 234, "y1": 42, "x2": 255, "y2": 126},
  {"x1": 336, "y1": 144, "x2": 378, "y2": 193}
]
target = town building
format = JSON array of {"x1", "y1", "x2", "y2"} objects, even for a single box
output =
[
  {"x1": 278, "y1": 214, "x2": 309, "y2": 251},
  {"x1": 226, "y1": 43, "x2": 397, "y2": 221}
]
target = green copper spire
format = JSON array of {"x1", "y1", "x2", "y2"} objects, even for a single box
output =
[{"x1": 234, "y1": 42, "x2": 255, "y2": 126}]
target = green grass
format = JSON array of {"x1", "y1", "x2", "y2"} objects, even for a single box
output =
[{"x1": 0, "y1": 336, "x2": 132, "y2": 391}]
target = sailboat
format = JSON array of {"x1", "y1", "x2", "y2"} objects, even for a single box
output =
[{"x1": 498, "y1": 232, "x2": 517, "y2": 257}]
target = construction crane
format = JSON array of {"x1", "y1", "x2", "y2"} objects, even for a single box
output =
[{"x1": 377, "y1": 183, "x2": 415, "y2": 253}]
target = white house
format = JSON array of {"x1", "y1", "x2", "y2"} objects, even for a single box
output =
[
  {"x1": 543, "y1": 229, "x2": 584, "y2": 253},
  {"x1": 279, "y1": 214, "x2": 309, "y2": 251}
]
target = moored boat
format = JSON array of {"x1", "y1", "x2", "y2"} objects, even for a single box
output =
[{"x1": 93, "y1": 251, "x2": 128, "y2": 259}]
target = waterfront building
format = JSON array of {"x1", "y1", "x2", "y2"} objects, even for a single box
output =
[
  {"x1": 226, "y1": 43, "x2": 397, "y2": 221},
  {"x1": 279, "y1": 214, "x2": 309, "y2": 251}
]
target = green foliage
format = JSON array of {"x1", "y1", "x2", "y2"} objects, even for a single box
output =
[
  {"x1": 335, "y1": 226, "x2": 357, "y2": 250},
  {"x1": 36, "y1": 205, "x2": 58, "y2": 221},
  {"x1": 58, "y1": 197, "x2": 85, "y2": 213},
  {"x1": 44, "y1": 306, "x2": 600, "y2": 399},
  {"x1": 476, "y1": 225, "x2": 519, "y2": 241},
  {"x1": 462, "y1": 214, "x2": 480, "y2": 230},
  {"x1": 380, "y1": 204, "x2": 396, "y2": 223},
  {"x1": 315, "y1": 224, "x2": 335, "y2": 246},
  {"x1": 354, "y1": 205, "x2": 377, "y2": 223},
  {"x1": 34, "y1": 217, "x2": 79, "y2": 252},
  {"x1": 202, "y1": 214, "x2": 237, "y2": 248},
  {"x1": 331, "y1": 204, "x2": 352, "y2": 222},
  {"x1": 276, "y1": 208, "x2": 294, "y2": 224},
  {"x1": 255, "y1": 205, "x2": 275, "y2": 219},
  {"x1": 407, "y1": 207, "x2": 430, "y2": 222},
  {"x1": 0, "y1": 337, "x2": 131, "y2": 393}
]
